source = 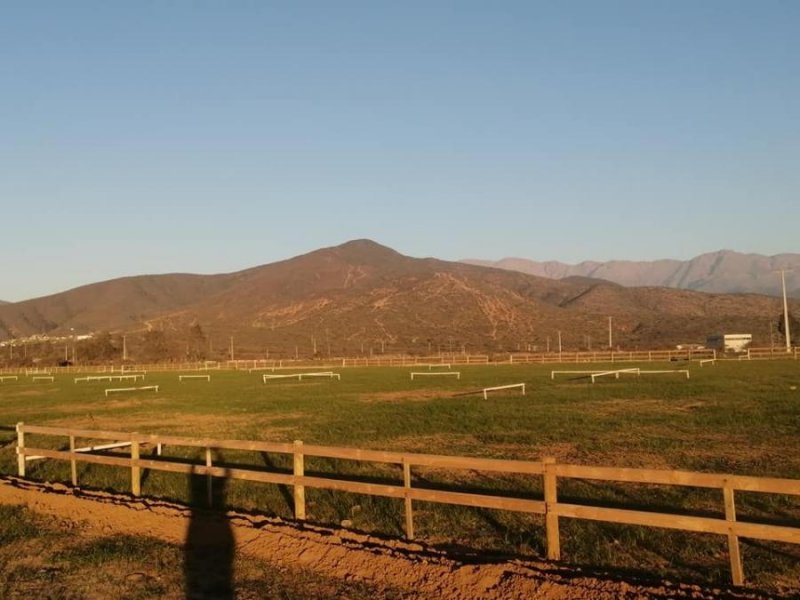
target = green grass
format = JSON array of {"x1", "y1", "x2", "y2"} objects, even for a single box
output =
[{"x1": 1, "y1": 360, "x2": 799, "y2": 592}]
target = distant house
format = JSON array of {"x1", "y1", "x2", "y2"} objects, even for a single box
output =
[{"x1": 706, "y1": 334, "x2": 752, "y2": 353}]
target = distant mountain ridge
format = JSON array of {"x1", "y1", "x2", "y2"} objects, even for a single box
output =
[
  {"x1": 0, "y1": 240, "x2": 795, "y2": 355},
  {"x1": 462, "y1": 250, "x2": 800, "y2": 298}
]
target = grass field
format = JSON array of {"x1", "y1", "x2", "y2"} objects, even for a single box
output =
[{"x1": 0, "y1": 360, "x2": 798, "y2": 593}]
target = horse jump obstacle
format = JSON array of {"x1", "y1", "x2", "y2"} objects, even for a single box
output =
[
  {"x1": 550, "y1": 369, "x2": 624, "y2": 380},
  {"x1": 0, "y1": 376, "x2": 18, "y2": 382},
  {"x1": 262, "y1": 372, "x2": 341, "y2": 382},
  {"x1": 105, "y1": 385, "x2": 159, "y2": 397},
  {"x1": 482, "y1": 383, "x2": 525, "y2": 399},
  {"x1": 699, "y1": 359, "x2": 716, "y2": 367},
  {"x1": 551, "y1": 368, "x2": 690, "y2": 383},
  {"x1": 179, "y1": 374, "x2": 211, "y2": 382},
  {"x1": 590, "y1": 368, "x2": 641, "y2": 382},
  {"x1": 410, "y1": 371, "x2": 461, "y2": 380},
  {"x1": 75, "y1": 375, "x2": 144, "y2": 383}
]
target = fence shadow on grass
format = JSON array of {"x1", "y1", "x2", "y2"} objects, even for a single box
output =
[
  {"x1": 260, "y1": 451, "x2": 294, "y2": 515},
  {"x1": 184, "y1": 452, "x2": 234, "y2": 600}
]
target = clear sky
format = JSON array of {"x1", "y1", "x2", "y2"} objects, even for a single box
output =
[{"x1": 1, "y1": 1, "x2": 798, "y2": 302}]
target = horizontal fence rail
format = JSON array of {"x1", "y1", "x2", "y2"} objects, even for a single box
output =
[{"x1": 13, "y1": 423, "x2": 800, "y2": 587}]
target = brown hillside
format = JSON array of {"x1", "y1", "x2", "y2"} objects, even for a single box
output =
[{"x1": 0, "y1": 240, "x2": 795, "y2": 356}]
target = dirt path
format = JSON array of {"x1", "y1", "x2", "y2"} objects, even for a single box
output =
[{"x1": 0, "y1": 477, "x2": 780, "y2": 599}]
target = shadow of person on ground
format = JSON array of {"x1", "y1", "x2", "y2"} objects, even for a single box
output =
[{"x1": 184, "y1": 451, "x2": 234, "y2": 599}]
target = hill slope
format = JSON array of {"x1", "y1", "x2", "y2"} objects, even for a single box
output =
[
  {"x1": 463, "y1": 251, "x2": 800, "y2": 298},
  {"x1": 0, "y1": 240, "x2": 795, "y2": 355}
]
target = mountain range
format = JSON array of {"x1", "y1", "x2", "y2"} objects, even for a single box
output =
[
  {"x1": 462, "y1": 250, "x2": 800, "y2": 298},
  {"x1": 0, "y1": 240, "x2": 795, "y2": 356}
]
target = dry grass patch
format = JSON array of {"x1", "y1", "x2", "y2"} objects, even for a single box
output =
[{"x1": 358, "y1": 389, "x2": 446, "y2": 403}]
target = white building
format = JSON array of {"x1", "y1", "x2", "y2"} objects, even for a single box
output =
[{"x1": 706, "y1": 333, "x2": 752, "y2": 353}]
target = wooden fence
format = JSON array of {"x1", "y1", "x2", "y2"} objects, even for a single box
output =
[
  {"x1": 3, "y1": 347, "x2": 799, "y2": 375},
  {"x1": 14, "y1": 423, "x2": 800, "y2": 587}
]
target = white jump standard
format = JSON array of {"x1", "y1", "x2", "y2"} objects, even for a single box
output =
[{"x1": 179, "y1": 374, "x2": 211, "y2": 382}]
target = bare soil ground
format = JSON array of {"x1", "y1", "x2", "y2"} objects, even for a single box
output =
[{"x1": 0, "y1": 477, "x2": 785, "y2": 600}]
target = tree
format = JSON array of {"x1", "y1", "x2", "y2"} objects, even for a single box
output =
[
  {"x1": 187, "y1": 324, "x2": 207, "y2": 360},
  {"x1": 141, "y1": 330, "x2": 175, "y2": 362},
  {"x1": 80, "y1": 332, "x2": 119, "y2": 362}
]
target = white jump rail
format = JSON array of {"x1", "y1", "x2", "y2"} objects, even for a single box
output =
[
  {"x1": 410, "y1": 371, "x2": 461, "y2": 380},
  {"x1": 0, "y1": 376, "x2": 19, "y2": 382},
  {"x1": 483, "y1": 383, "x2": 525, "y2": 399},
  {"x1": 590, "y1": 368, "x2": 641, "y2": 383},
  {"x1": 419, "y1": 363, "x2": 452, "y2": 370},
  {"x1": 179, "y1": 374, "x2": 211, "y2": 382},
  {"x1": 74, "y1": 375, "x2": 145, "y2": 383},
  {"x1": 32, "y1": 376, "x2": 55, "y2": 382},
  {"x1": 550, "y1": 370, "x2": 625, "y2": 380},
  {"x1": 262, "y1": 372, "x2": 341, "y2": 382},
  {"x1": 105, "y1": 385, "x2": 159, "y2": 397},
  {"x1": 699, "y1": 359, "x2": 716, "y2": 367},
  {"x1": 25, "y1": 440, "x2": 136, "y2": 463}
]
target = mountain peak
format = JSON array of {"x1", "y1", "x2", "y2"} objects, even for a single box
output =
[
  {"x1": 462, "y1": 250, "x2": 800, "y2": 298},
  {"x1": 320, "y1": 239, "x2": 404, "y2": 264}
]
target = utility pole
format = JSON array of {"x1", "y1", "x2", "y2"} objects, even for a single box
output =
[
  {"x1": 779, "y1": 269, "x2": 792, "y2": 352},
  {"x1": 546, "y1": 336, "x2": 550, "y2": 353},
  {"x1": 229, "y1": 337, "x2": 234, "y2": 361},
  {"x1": 123, "y1": 335, "x2": 128, "y2": 361},
  {"x1": 557, "y1": 330, "x2": 562, "y2": 353},
  {"x1": 608, "y1": 316, "x2": 613, "y2": 349}
]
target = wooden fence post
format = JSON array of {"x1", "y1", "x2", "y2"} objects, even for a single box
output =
[
  {"x1": 293, "y1": 440, "x2": 306, "y2": 520},
  {"x1": 69, "y1": 435, "x2": 77, "y2": 486},
  {"x1": 543, "y1": 457, "x2": 560, "y2": 561},
  {"x1": 723, "y1": 483, "x2": 744, "y2": 585},
  {"x1": 131, "y1": 436, "x2": 140, "y2": 496},
  {"x1": 206, "y1": 447, "x2": 213, "y2": 507},
  {"x1": 403, "y1": 457, "x2": 414, "y2": 539},
  {"x1": 16, "y1": 422, "x2": 25, "y2": 477}
]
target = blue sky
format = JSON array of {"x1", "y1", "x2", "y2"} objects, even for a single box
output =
[{"x1": 1, "y1": 1, "x2": 798, "y2": 301}]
